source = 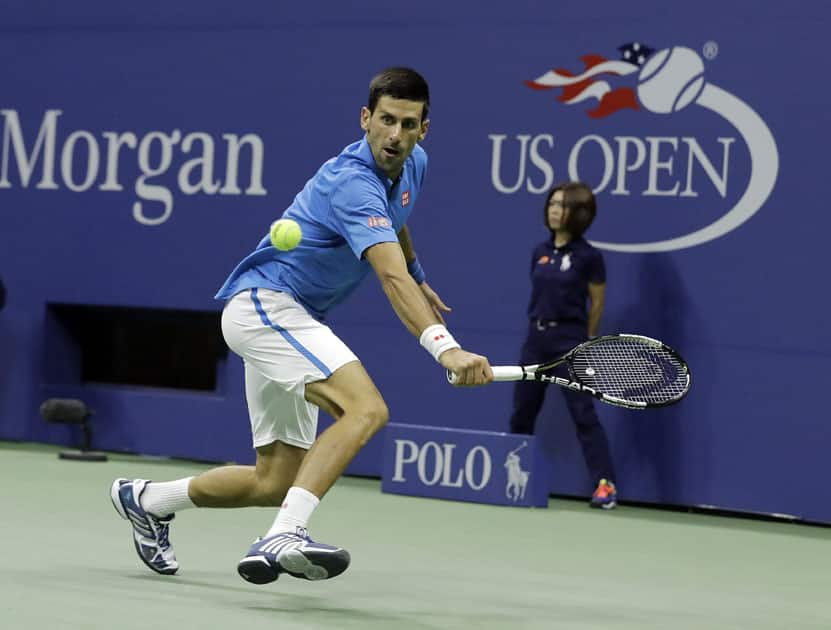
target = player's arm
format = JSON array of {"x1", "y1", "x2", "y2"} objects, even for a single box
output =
[
  {"x1": 397, "y1": 225, "x2": 451, "y2": 323},
  {"x1": 587, "y1": 282, "x2": 605, "y2": 338},
  {"x1": 397, "y1": 224, "x2": 418, "y2": 265},
  {"x1": 364, "y1": 241, "x2": 492, "y2": 386}
]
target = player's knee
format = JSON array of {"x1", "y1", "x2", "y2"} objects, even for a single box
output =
[
  {"x1": 350, "y1": 398, "x2": 389, "y2": 437},
  {"x1": 366, "y1": 399, "x2": 389, "y2": 430}
]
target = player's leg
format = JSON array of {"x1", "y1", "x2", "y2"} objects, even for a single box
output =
[
  {"x1": 111, "y1": 363, "x2": 311, "y2": 577},
  {"x1": 187, "y1": 354, "x2": 313, "y2": 509},
  {"x1": 111, "y1": 289, "x2": 318, "y2": 576},
  {"x1": 238, "y1": 362, "x2": 386, "y2": 584},
  {"x1": 188, "y1": 440, "x2": 306, "y2": 507},
  {"x1": 110, "y1": 414, "x2": 308, "y2": 576},
  {"x1": 229, "y1": 289, "x2": 361, "y2": 582},
  {"x1": 293, "y1": 361, "x2": 388, "y2": 497}
]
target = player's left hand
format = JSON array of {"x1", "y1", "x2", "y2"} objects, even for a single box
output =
[{"x1": 419, "y1": 281, "x2": 451, "y2": 324}]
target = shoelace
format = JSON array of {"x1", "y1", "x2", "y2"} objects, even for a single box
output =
[
  {"x1": 252, "y1": 527, "x2": 312, "y2": 548},
  {"x1": 149, "y1": 515, "x2": 172, "y2": 548}
]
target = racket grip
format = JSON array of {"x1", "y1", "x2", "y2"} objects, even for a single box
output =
[
  {"x1": 492, "y1": 366, "x2": 527, "y2": 381},
  {"x1": 446, "y1": 366, "x2": 527, "y2": 384}
]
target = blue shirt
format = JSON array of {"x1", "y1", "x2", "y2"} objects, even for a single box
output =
[
  {"x1": 215, "y1": 138, "x2": 427, "y2": 318},
  {"x1": 527, "y1": 236, "x2": 605, "y2": 326}
]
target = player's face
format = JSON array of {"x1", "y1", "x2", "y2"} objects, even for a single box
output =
[
  {"x1": 546, "y1": 190, "x2": 568, "y2": 231},
  {"x1": 361, "y1": 96, "x2": 429, "y2": 180}
]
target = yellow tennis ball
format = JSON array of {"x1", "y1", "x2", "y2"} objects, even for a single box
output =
[{"x1": 270, "y1": 219, "x2": 302, "y2": 251}]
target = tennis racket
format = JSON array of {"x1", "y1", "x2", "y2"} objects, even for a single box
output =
[{"x1": 447, "y1": 333, "x2": 691, "y2": 409}]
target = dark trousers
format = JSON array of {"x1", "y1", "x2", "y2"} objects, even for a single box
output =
[{"x1": 509, "y1": 323, "x2": 616, "y2": 484}]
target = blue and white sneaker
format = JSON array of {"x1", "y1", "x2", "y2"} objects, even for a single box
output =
[
  {"x1": 237, "y1": 527, "x2": 350, "y2": 584},
  {"x1": 110, "y1": 478, "x2": 179, "y2": 575}
]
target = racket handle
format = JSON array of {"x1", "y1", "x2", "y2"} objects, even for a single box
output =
[{"x1": 446, "y1": 366, "x2": 527, "y2": 385}]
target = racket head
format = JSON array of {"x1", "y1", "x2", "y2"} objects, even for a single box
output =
[{"x1": 551, "y1": 334, "x2": 691, "y2": 409}]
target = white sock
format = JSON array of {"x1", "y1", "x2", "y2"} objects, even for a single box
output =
[
  {"x1": 266, "y1": 486, "x2": 320, "y2": 537},
  {"x1": 140, "y1": 477, "x2": 195, "y2": 517}
]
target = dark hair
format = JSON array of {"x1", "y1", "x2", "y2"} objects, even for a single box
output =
[
  {"x1": 543, "y1": 181, "x2": 597, "y2": 237},
  {"x1": 368, "y1": 67, "x2": 430, "y2": 121}
]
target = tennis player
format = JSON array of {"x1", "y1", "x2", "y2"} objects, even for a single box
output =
[{"x1": 110, "y1": 67, "x2": 493, "y2": 583}]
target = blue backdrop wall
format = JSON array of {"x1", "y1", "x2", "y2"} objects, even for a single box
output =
[{"x1": 1, "y1": 1, "x2": 828, "y2": 522}]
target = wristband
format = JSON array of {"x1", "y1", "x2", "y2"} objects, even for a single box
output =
[
  {"x1": 407, "y1": 258, "x2": 426, "y2": 284},
  {"x1": 419, "y1": 324, "x2": 461, "y2": 362}
]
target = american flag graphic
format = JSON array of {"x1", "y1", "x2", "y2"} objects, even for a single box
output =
[{"x1": 525, "y1": 42, "x2": 655, "y2": 118}]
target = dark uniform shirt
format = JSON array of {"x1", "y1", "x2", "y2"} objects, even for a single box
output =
[{"x1": 526, "y1": 236, "x2": 605, "y2": 329}]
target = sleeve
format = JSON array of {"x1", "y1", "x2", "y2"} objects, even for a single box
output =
[
  {"x1": 414, "y1": 143, "x2": 428, "y2": 189},
  {"x1": 328, "y1": 173, "x2": 399, "y2": 259},
  {"x1": 587, "y1": 248, "x2": 606, "y2": 284}
]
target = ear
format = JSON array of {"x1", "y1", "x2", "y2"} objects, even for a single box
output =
[
  {"x1": 418, "y1": 118, "x2": 430, "y2": 141},
  {"x1": 360, "y1": 106, "x2": 371, "y2": 132}
]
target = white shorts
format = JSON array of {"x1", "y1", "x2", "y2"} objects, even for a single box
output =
[{"x1": 221, "y1": 288, "x2": 359, "y2": 449}]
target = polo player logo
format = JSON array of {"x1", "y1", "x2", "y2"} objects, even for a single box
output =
[
  {"x1": 504, "y1": 441, "x2": 530, "y2": 502},
  {"x1": 560, "y1": 253, "x2": 572, "y2": 271}
]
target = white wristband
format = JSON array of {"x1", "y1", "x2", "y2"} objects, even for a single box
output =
[{"x1": 419, "y1": 324, "x2": 461, "y2": 362}]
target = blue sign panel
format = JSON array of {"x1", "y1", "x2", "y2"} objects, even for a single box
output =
[
  {"x1": 1, "y1": 1, "x2": 829, "y2": 523},
  {"x1": 382, "y1": 423, "x2": 549, "y2": 508}
]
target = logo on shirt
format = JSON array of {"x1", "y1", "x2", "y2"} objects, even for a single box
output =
[
  {"x1": 537, "y1": 255, "x2": 550, "y2": 265},
  {"x1": 367, "y1": 216, "x2": 392, "y2": 228},
  {"x1": 401, "y1": 190, "x2": 410, "y2": 206},
  {"x1": 560, "y1": 253, "x2": 572, "y2": 271}
]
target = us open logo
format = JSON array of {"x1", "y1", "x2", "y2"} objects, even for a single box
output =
[{"x1": 489, "y1": 42, "x2": 780, "y2": 252}]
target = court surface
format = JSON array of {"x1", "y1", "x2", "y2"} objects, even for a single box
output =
[{"x1": 1, "y1": 442, "x2": 828, "y2": 630}]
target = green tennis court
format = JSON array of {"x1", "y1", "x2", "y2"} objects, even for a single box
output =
[{"x1": 1, "y1": 442, "x2": 827, "y2": 630}]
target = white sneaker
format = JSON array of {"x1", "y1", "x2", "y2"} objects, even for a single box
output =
[
  {"x1": 237, "y1": 527, "x2": 350, "y2": 584},
  {"x1": 110, "y1": 478, "x2": 178, "y2": 575}
]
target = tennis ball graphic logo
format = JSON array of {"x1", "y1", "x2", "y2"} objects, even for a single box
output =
[
  {"x1": 270, "y1": 218, "x2": 302, "y2": 251},
  {"x1": 637, "y1": 47, "x2": 705, "y2": 114}
]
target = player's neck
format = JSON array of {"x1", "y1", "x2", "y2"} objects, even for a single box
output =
[{"x1": 383, "y1": 166, "x2": 403, "y2": 183}]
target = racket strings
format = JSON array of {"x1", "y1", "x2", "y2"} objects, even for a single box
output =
[{"x1": 569, "y1": 338, "x2": 689, "y2": 404}]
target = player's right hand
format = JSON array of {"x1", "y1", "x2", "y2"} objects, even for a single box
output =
[{"x1": 440, "y1": 348, "x2": 493, "y2": 386}]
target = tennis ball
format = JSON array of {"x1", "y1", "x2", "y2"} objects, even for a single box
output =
[
  {"x1": 270, "y1": 219, "x2": 302, "y2": 251},
  {"x1": 637, "y1": 47, "x2": 705, "y2": 114}
]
